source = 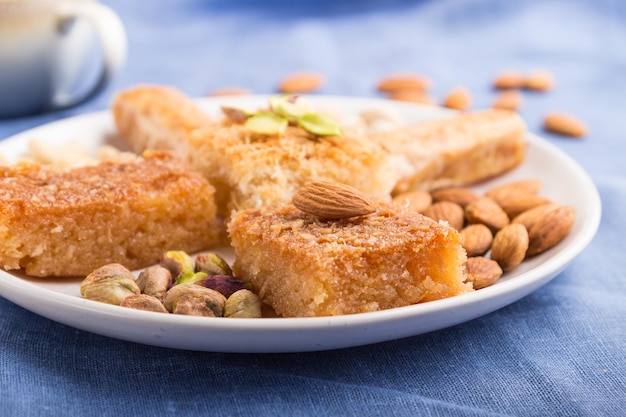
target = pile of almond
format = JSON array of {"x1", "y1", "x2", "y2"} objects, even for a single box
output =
[{"x1": 392, "y1": 179, "x2": 575, "y2": 290}]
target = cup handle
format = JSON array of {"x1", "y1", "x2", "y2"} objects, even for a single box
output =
[{"x1": 50, "y1": 1, "x2": 127, "y2": 109}]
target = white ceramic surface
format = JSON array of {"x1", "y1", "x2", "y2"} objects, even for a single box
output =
[
  {"x1": 0, "y1": 96, "x2": 601, "y2": 353},
  {"x1": 0, "y1": 0, "x2": 127, "y2": 117}
]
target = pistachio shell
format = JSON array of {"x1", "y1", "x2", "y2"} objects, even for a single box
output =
[
  {"x1": 224, "y1": 289, "x2": 262, "y2": 318},
  {"x1": 82, "y1": 277, "x2": 140, "y2": 305},
  {"x1": 163, "y1": 284, "x2": 226, "y2": 316},
  {"x1": 195, "y1": 253, "x2": 233, "y2": 277},
  {"x1": 160, "y1": 251, "x2": 195, "y2": 279}
]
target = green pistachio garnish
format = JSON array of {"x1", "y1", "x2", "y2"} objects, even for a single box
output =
[
  {"x1": 244, "y1": 111, "x2": 288, "y2": 135},
  {"x1": 298, "y1": 113, "x2": 343, "y2": 137},
  {"x1": 269, "y1": 95, "x2": 313, "y2": 122}
]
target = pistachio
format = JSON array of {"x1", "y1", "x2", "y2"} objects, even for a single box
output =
[
  {"x1": 160, "y1": 251, "x2": 194, "y2": 280},
  {"x1": 174, "y1": 271, "x2": 208, "y2": 286},
  {"x1": 80, "y1": 263, "x2": 135, "y2": 296},
  {"x1": 196, "y1": 274, "x2": 250, "y2": 298},
  {"x1": 298, "y1": 113, "x2": 343, "y2": 137},
  {"x1": 163, "y1": 284, "x2": 226, "y2": 317},
  {"x1": 135, "y1": 265, "x2": 172, "y2": 301},
  {"x1": 244, "y1": 111, "x2": 288, "y2": 135},
  {"x1": 195, "y1": 252, "x2": 233, "y2": 277},
  {"x1": 120, "y1": 294, "x2": 168, "y2": 313},
  {"x1": 269, "y1": 95, "x2": 312, "y2": 122},
  {"x1": 224, "y1": 289, "x2": 262, "y2": 318},
  {"x1": 82, "y1": 277, "x2": 141, "y2": 305}
]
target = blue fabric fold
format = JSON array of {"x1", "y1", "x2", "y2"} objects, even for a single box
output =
[{"x1": 0, "y1": 0, "x2": 624, "y2": 415}]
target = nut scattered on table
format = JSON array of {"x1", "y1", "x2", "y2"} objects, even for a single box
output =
[
  {"x1": 524, "y1": 69, "x2": 555, "y2": 91},
  {"x1": 493, "y1": 70, "x2": 526, "y2": 89},
  {"x1": 443, "y1": 87, "x2": 472, "y2": 111},
  {"x1": 387, "y1": 90, "x2": 436, "y2": 105},
  {"x1": 492, "y1": 90, "x2": 522, "y2": 111},
  {"x1": 376, "y1": 74, "x2": 432, "y2": 93},
  {"x1": 543, "y1": 112, "x2": 587, "y2": 137},
  {"x1": 278, "y1": 71, "x2": 324, "y2": 93}
]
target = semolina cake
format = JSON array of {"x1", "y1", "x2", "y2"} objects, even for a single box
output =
[
  {"x1": 228, "y1": 200, "x2": 472, "y2": 317},
  {"x1": 0, "y1": 151, "x2": 218, "y2": 277},
  {"x1": 369, "y1": 109, "x2": 527, "y2": 194},
  {"x1": 112, "y1": 86, "x2": 398, "y2": 218}
]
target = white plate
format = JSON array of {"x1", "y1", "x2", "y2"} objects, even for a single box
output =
[{"x1": 0, "y1": 96, "x2": 601, "y2": 353}]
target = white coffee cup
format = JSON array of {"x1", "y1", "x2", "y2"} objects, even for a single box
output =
[{"x1": 0, "y1": 0, "x2": 127, "y2": 118}]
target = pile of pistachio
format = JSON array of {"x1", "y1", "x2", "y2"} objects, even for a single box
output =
[
  {"x1": 80, "y1": 251, "x2": 262, "y2": 318},
  {"x1": 222, "y1": 95, "x2": 343, "y2": 137}
]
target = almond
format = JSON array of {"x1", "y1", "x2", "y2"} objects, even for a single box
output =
[
  {"x1": 292, "y1": 181, "x2": 376, "y2": 220},
  {"x1": 392, "y1": 190, "x2": 432, "y2": 213},
  {"x1": 207, "y1": 87, "x2": 253, "y2": 97},
  {"x1": 511, "y1": 203, "x2": 560, "y2": 230},
  {"x1": 465, "y1": 197, "x2": 510, "y2": 232},
  {"x1": 423, "y1": 201, "x2": 465, "y2": 230},
  {"x1": 498, "y1": 194, "x2": 553, "y2": 219},
  {"x1": 431, "y1": 187, "x2": 480, "y2": 207},
  {"x1": 492, "y1": 90, "x2": 522, "y2": 111},
  {"x1": 460, "y1": 224, "x2": 493, "y2": 257},
  {"x1": 493, "y1": 70, "x2": 525, "y2": 89},
  {"x1": 524, "y1": 69, "x2": 555, "y2": 91},
  {"x1": 485, "y1": 179, "x2": 542, "y2": 205},
  {"x1": 543, "y1": 112, "x2": 587, "y2": 137},
  {"x1": 278, "y1": 71, "x2": 324, "y2": 94},
  {"x1": 443, "y1": 87, "x2": 472, "y2": 111},
  {"x1": 464, "y1": 257, "x2": 503, "y2": 289},
  {"x1": 491, "y1": 224, "x2": 529, "y2": 271},
  {"x1": 377, "y1": 74, "x2": 432, "y2": 93},
  {"x1": 388, "y1": 90, "x2": 436, "y2": 105},
  {"x1": 526, "y1": 205, "x2": 575, "y2": 256}
]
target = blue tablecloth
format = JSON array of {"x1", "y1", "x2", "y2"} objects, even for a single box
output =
[{"x1": 1, "y1": 1, "x2": 624, "y2": 415}]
